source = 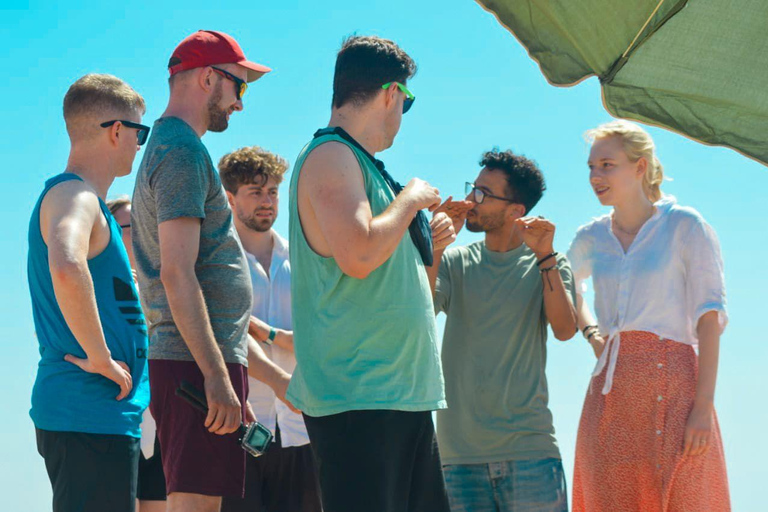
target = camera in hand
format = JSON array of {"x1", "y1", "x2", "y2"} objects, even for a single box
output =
[{"x1": 175, "y1": 380, "x2": 274, "y2": 457}]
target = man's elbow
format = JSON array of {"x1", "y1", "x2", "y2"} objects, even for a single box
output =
[
  {"x1": 159, "y1": 261, "x2": 194, "y2": 289},
  {"x1": 553, "y1": 322, "x2": 578, "y2": 341},
  {"x1": 49, "y1": 258, "x2": 85, "y2": 285},
  {"x1": 340, "y1": 264, "x2": 373, "y2": 280},
  {"x1": 336, "y1": 254, "x2": 375, "y2": 280}
]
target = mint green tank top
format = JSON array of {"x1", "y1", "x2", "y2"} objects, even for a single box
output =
[{"x1": 286, "y1": 131, "x2": 446, "y2": 417}]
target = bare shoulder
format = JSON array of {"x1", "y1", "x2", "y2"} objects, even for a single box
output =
[
  {"x1": 300, "y1": 141, "x2": 362, "y2": 188},
  {"x1": 39, "y1": 178, "x2": 103, "y2": 249},
  {"x1": 41, "y1": 178, "x2": 100, "y2": 222}
]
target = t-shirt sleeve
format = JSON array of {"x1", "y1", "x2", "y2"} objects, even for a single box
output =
[
  {"x1": 682, "y1": 217, "x2": 728, "y2": 334},
  {"x1": 150, "y1": 146, "x2": 211, "y2": 224},
  {"x1": 434, "y1": 252, "x2": 452, "y2": 314},
  {"x1": 566, "y1": 226, "x2": 594, "y2": 294},
  {"x1": 557, "y1": 254, "x2": 579, "y2": 307}
]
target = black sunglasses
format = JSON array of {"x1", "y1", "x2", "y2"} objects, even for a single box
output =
[
  {"x1": 211, "y1": 66, "x2": 248, "y2": 100},
  {"x1": 465, "y1": 182, "x2": 515, "y2": 204},
  {"x1": 100, "y1": 120, "x2": 151, "y2": 146}
]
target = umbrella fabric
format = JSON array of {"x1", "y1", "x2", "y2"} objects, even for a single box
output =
[{"x1": 476, "y1": 0, "x2": 768, "y2": 165}]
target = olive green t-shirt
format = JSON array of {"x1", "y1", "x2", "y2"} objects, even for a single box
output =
[{"x1": 434, "y1": 240, "x2": 576, "y2": 464}]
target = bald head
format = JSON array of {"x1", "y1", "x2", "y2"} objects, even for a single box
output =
[{"x1": 63, "y1": 74, "x2": 146, "y2": 143}]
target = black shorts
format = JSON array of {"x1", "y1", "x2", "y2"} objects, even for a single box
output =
[
  {"x1": 303, "y1": 410, "x2": 450, "y2": 512},
  {"x1": 36, "y1": 428, "x2": 140, "y2": 512},
  {"x1": 221, "y1": 426, "x2": 322, "y2": 512},
  {"x1": 137, "y1": 436, "x2": 167, "y2": 501}
]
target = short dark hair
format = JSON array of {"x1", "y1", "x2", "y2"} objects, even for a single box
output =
[
  {"x1": 480, "y1": 149, "x2": 546, "y2": 214},
  {"x1": 332, "y1": 35, "x2": 416, "y2": 109},
  {"x1": 218, "y1": 146, "x2": 289, "y2": 194}
]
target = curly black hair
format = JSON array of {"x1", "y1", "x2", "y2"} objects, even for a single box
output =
[
  {"x1": 332, "y1": 35, "x2": 417, "y2": 109},
  {"x1": 480, "y1": 149, "x2": 546, "y2": 215}
]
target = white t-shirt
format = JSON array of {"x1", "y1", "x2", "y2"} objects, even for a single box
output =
[
  {"x1": 567, "y1": 197, "x2": 727, "y2": 394},
  {"x1": 245, "y1": 231, "x2": 309, "y2": 448}
]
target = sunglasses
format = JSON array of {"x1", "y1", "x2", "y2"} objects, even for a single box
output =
[
  {"x1": 100, "y1": 120, "x2": 151, "y2": 146},
  {"x1": 465, "y1": 182, "x2": 516, "y2": 204},
  {"x1": 381, "y1": 82, "x2": 415, "y2": 114},
  {"x1": 211, "y1": 66, "x2": 248, "y2": 100}
]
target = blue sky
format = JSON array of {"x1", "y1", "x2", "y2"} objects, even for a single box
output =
[{"x1": 2, "y1": 1, "x2": 766, "y2": 510}]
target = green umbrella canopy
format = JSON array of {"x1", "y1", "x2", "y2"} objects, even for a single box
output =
[{"x1": 476, "y1": 0, "x2": 768, "y2": 165}]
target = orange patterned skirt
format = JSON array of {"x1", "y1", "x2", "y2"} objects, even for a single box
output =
[{"x1": 572, "y1": 331, "x2": 730, "y2": 512}]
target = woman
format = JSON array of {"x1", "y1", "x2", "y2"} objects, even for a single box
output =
[
  {"x1": 108, "y1": 197, "x2": 167, "y2": 512},
  {"x1": 568, "y1": 121, "x2": 730, "y2": 511}
]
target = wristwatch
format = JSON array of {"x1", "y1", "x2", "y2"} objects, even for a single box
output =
[{"x1": 264, "y1": 328, "x2": 277, "y2": 346}]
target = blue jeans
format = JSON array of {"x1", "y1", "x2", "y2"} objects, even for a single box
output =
[{"x1": 443, "y1": 458, "x2": 568, "y2": 512}]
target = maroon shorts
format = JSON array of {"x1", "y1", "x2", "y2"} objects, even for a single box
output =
[{"x1": 149, "y1": 359, "x2": 249, "y2": 498}]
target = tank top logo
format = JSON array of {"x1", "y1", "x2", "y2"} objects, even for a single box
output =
[{"x1": 113, "y1": 276, "x2": 147, "y2": 338}]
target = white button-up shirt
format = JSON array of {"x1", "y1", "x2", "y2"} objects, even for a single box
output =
[
  {"x1": 567, "y1": 197, "x2": 727, "y2": 394},
  {"x1": 245, "y1": 231, "x2": 309, "y2": 447}
]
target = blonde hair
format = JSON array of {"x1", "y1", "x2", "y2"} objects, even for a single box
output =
[
  {"x1": 106, "y1": 195, "x2": 131, "y2": 216},
  {"x1": 63, "y1": 74, "x2": 146, "y2": 141},
  {"x1": 585, "y1": 120, "x2": 664, "y2": 202}
]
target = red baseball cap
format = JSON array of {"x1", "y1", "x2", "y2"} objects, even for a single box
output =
[{"x1": 168, "y1": 30, "x2": 271, "y2": 83}]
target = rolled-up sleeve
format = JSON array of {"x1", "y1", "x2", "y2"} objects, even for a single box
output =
[
  {"x1": 682, "y1": 219, "x2": 728, "y2": 334},
  {"x1": 434, "y1": 254, "x2": 451, "y2": 315},
  {"x1": 557, "y1": 255, "x2": 578, "y2": 307}
]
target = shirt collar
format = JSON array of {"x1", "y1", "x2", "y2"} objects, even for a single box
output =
[
  {"x1": 594, "y1": 194, "x2": 677, "y2": 229},
  {"x1": 271, "y1": 230, "x2": 289, "y2": 260},
  {"x1": 245, "y1": 230, "x2": 289, "y2": 272},
  {"x1": 652, "y1": 195, "x2": 676, "y2": 219}
]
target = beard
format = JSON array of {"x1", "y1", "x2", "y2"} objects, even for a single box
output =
[
  {"x1": 206, "y1": 82, "x2": 230, "y2": 133},
  {"x1": 237, "y1": 207, "x2": 276, "y2": 233},
  {"x1": 465, "y1": 209, "x2": 505, "y2": 233}
]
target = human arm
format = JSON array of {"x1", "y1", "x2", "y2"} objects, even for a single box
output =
[
  {"x1": 516, "y1": 217, "x2": 577, "y2": 340},
  {"x1": 566, "y1": 226, "x2": 604, "y2": 356},
  {"x1": 426, "y1": 212, "x2": 456, "y2": 294},
  {"x1": 158, "y1": 217, "x2": 241, "y2": 435},
  {"x1": 246, "y1": 335, "x2": 299, "y2": 413},
  {"x1": 426, "y1": 197, "x2": 473, "y2": 295},
  {"x1": 683, "y1": 311, "x2": 721, "y2": 457},
  {"x1": 301, "y1": 142, "x2": 441, "y2": 279},
  {"x1": 42, "y1": 180, "x2": 132, "y2": 400},
  {"x1": 681, "y1": 218, "x2": 727, "y2": 457},
  {"x1": 248, "y1": 315, "x2": 293, "y2": 352},
  {"x1": 576, "y1": 293, "x2": 605, "y2": 358}
]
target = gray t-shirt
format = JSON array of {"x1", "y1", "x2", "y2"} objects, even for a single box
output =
[
  {"x1": 131, "y1": 117, "x2": 252, "y2": 366},
  {"x1": 434, "y1": 241, "x2": 577, "y2": 465}
]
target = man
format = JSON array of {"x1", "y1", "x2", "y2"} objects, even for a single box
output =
[
  {"x1": 28, "y1": 74, "x2": 150, "y2": 512},
  {"x1": 131, "y1": 30, "x2": 290, "y2": 512},
  {"x1": 108, "y1": 197, "x2": 167, "y2": 512},
  {"x1": 287, "y1": 35, "x2": 457, "y2": 512},
  {"x1": 218, "y1": 146, "x2": 322, "y2": 512},
  {"x1": 428, "y1": 150, "x2": 578, "y2": 512}
]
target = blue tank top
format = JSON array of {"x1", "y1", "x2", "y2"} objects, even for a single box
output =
[{"x1": 28, "y1": 173, "x2": 149, "y2": 437}]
